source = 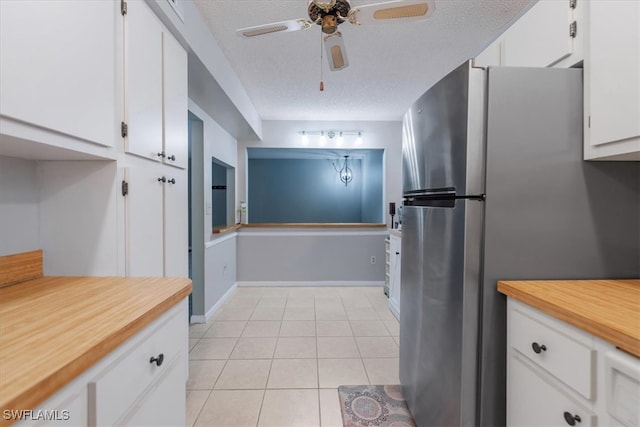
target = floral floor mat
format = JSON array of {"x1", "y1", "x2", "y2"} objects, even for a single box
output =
[{"x1": 338, "y1": 385, "x2": 416, "y2": 427}]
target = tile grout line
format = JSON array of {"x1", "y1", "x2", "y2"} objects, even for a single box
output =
[{"x1": 189, "y1": 388, "x2": 213, "y2": 427}]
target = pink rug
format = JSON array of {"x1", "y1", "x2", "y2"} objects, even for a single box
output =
[{"x1": 338, "y1": 385, "x2": 416, "y2": 427}]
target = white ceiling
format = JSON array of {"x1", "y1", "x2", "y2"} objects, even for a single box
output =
[{"x1": 193, "y1": 0, "x2": 536, "y2": 122}]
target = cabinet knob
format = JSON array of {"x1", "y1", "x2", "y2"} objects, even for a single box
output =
[
  {"x1": 563, "y1": 412, "x2": 581, "y2": 426},
  {"x1": 157, "y1": 151, "x2": 166, "y2": 158},
  {"x1": 531, "y1": 342, "x2": 547, "y2": 354},
  {"x1": 395, "y1": 251, "x2": 400, "y2": 255},
  {"x1": 167, "y1": 178, "x2": 176, "y2": 184},
  {"x1": 157, "y1": 176, "x2": 166, "y2": 183},
  {"x1": 167, "y1": 154, "x2": 176, "y2": 161},
  {"x1": 149, "y1": 353, "x2": 164, "y2": 367}
]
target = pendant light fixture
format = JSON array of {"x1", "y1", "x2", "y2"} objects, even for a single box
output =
[{"x1": 340, "y1": 155, "x2": 353, "y2": 186}]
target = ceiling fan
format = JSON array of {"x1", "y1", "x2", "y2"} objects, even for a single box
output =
[{"x1": 236, "y1": 0, "x2": 436, "y2": 73}]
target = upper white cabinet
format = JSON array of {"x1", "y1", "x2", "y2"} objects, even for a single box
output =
[
  {"x1": 125, "y1": 0, "x2": 188, "y2": 168},
  {"x1": 583, "y1": 0, "x2": 640, "y2": 160},
  {"x1": 475, "y1": 0, "x2": 582, "y2": 69},
  {"x1": 502, "y1": 0, "x2": 580, "y2": 68},
  {"x1": 0, "y1": 0, "x2": 119, "y2": 148},
  {"x1": 125, "y1": 0, "x2": 164, "y2": 163},
  {"x1": 163, "y1": 33, "x2": 189, "y2": 170}
]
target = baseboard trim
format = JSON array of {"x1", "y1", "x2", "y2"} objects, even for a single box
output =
[
  {"x1": 190, "y1": 282, "x2": 238, "y2": 324},
  {"x1": 236, "y1": 281, "x2": 384, "y2": 287}
]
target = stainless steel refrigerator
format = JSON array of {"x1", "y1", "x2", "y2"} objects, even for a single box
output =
[{"x1": 399, "y1": 60, "x2": 640, "y2": 427}]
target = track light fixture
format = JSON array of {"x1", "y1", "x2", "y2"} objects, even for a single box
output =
[{"x1": 298, "y1": 130, "x2": 363, "y2": 145}]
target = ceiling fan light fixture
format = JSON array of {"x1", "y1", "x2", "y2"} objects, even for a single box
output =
[{"x1": 324, "y1": 32, "x2": 349, "y2": 71}]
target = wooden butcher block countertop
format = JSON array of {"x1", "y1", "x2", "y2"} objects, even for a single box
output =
[
  {"x1": 0, "y1": 276, "x2": 192, "y2": 416},
  {"x1": 498, "y1": 279, "x2": 640, "y2": 358}
]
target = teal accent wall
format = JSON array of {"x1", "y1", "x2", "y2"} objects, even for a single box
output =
[{"x1": 248, "y1": 154, "x2": 383, "y2": 223}]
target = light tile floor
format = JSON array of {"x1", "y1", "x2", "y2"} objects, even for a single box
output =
[{"x1": 187, "y1": 286, "x2": 400, "y2": 427}]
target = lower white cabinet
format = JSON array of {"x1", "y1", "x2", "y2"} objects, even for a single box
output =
[
  {"x1": 387, "y1": 232, "x2": 401, "y2": 320},
  {"x1": 506, "y1": 298, "x2": 640, "y2": 427},
  {"x1": 19, "y1": 299, "x2": 188, "y2": 427},
  {"x1": 124, "y1": 165, "x2": 188, "y2": 277}
]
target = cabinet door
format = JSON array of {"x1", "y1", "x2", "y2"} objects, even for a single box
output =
[
  {"x1": 584, "y1": 0, "x2": 640, "y2": 160},
  {"x1": 162, "y1": 32, "x2": 188, "y2": 169},
  {"x1": 163, "y1": 171, "x2": 189, "y2": 277},
  {"x1": 120, "y1": 359, "x2": 186, "y2": 427},
  {"x1": 502, "y1": 1, "x2": 574, "y2": 67},
  {"x1": 508, "y1": 354, "x2": 596, "y2": 427},
  {"x1": 387, "y1": 236, "x2": 401, "y2": 320},
  {"x1": 125, "y1": 168, "x2": 164, "y2": 277},
  {"x1": 125, "y1": 0, "x2": 163, "y2": 162},
  {"x1": 0, "y1": 0, "x2": 118, "y2": 147}
]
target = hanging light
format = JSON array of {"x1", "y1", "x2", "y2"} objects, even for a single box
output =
[
  {"x1": 340, "y1": 155, "x2": 353, "y2": 186},
  {"x1": 356, "y1": 132, "x2": 363, "y2": 145},
  {"x1": 319, "y1": 131, "x2": 326, "y2": 145},
  {"x1": 301, "y1": 131, "x2": 308, "y2": 145},
  {"x1": 336, "y1": 132, "x2": 344, "y2": 145}
]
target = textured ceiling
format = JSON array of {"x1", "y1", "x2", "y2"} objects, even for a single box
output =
[{"x1": 193, "y1": 0, "x2": 536, "y2": 122}]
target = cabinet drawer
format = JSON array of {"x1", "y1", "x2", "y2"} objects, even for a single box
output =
[
  {"x1": 508, "y1": 354, "x2": 596, "y2": 427},
  {"x1": 88, "y1": 305, "x2": 186, "y2": 426},
  {"x1": 510, "y1": 306, "x2": 594, "y2": 399},
  {"x1": 120, "y1": 358, "x2": 186, "y2": 427}
]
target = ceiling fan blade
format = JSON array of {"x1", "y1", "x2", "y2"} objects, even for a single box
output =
[
  {"x1": 348, "y1": 0, "x2": 435, "y2": 25},
  {"x1": 236, "y1": 19, "x2": 312, "y2": 38},
  {"x1": 324, "y1": 32, "x2": 349, "y2": 71}
]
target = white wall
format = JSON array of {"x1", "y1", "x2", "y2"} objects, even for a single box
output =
[
  {"x1": 188, "y1": 99, "x2": 239, "y2": 320},
  {"x1": 238, "y1": 120, "x2": 403, "y2": 228},
  {"x1": 0, "y1": 156, "x2": 39, "y2": 256}
]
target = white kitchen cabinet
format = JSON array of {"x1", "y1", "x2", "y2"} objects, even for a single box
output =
[
  {"x1": 18, "y1": 299, "x2": 188, "y2": 427},
  {"x1": 163, "y1": 168, "x2": 189, "y2": 278},
  {"x1": 583, "y1": 0, "x2": 640, "y2": 160},
  {"x1": 502, "y1": 0, "x2": 580, "y2": 68},
  {"x1": 124, "y1": 166, "x2": 188, "y2": 277},
  {"x1": 0, "y1": 0, "x2": 119, "y2": 149},
  {"x1": 506, "y1": 298, "x2": 640, "y2": 427},
  {"x1": 163, "y1": 32, "x2": 189, "y2": 170},
  {"x1": 387, "y1": 232, "x2": 401, "y2": 320},
  {"x1": 474, "y1": 0, "x2": 583, "y2": 69},
  {"x1": 125, "y1": 0, "x2": 188, "y2": 168}
]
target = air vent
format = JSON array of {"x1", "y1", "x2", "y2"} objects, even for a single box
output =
[{"x1": 374, "y1": 3, "x2": 428, "y2": 20}]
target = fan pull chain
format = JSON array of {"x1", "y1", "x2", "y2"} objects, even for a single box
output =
[{"x1": 319, "y1": 31, "x2": 324, "y2": 91}]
